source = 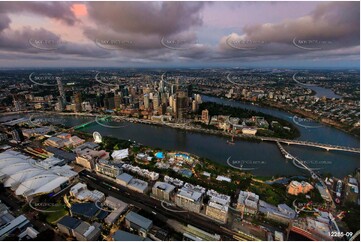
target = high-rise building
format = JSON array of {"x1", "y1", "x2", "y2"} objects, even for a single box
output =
[
  {"x1": 170, "y1": 84, "x2": 176, "y2": 95},
  {"x1": 195, "y1": 94, "x2": 202, "y2": 104},
  {"x1": 57, "y1": 77, "x2": 66, "y2": 105},
  {"x1": 114, "y1": 94, "x2": 122, "y2": 109},
  {"x1": 144, "y1": 94, "x2": 150, "y2": 109},
  {"x1": 187, "y1": 84, "x2": 193, "y2": 98},
  {"x1": 74, "y1": 92, "x2": 82, "y2": 112},
  {"x1": 192, "y1": 100, "x2": 198, "y2": 113},
  {"x1": 153, "y1": 93, "x2": 160, "y2": 110},
  {"x1": 159, "y1": 79, "x2": 164, "y2": 92},
  {"x1": 175, "y1": 91, "x2": 188, "y2": 121},
  {"x1": 201, "y1": 109, "x2": 209, "y2": 123}
]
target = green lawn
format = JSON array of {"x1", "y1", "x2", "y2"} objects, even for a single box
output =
[{"x1": 45, "y1": 205, "x2": 68, "y2": 224}]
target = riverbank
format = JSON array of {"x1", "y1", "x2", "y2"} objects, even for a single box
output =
[{"x1": 199, "y1": 92, "x2": 359, "y2": 138}]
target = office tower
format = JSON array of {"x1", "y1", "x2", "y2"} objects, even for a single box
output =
[
  {"x1": 161, "y1": 92, "x2": 168, "y2": 105},
  {"x1": 171, "y1": 84, "x2": 176, "y2": 95},
  {"x1": 187, "y1": 84, "x2": 193, "y2": 98},
  {"x1": 175, "y1": 91, "x2": 188, "y2": 121},
  {"x1": 192, "y1": 100, "x2": 198, "y2": 113},
  {"x1": 159, "y1": 80, "x2": 164, "y2": 92},
  {"x1": 153, "y1": 92, "x2": 160, "y2": 110},
  {"x1": 74, "y1": 92, "x2": 82, "y2": 112},
  {"x1": 57, "y1": 77, "x2": 66, "y2": 105},
  {"x1": 195, "y1": 94, "x2": 202, "y2": 104},
  {"x1": 56, "y1": 96, "x2": 64, "y2": 111},
  {"x1": 122, "y1": 86, "x2": 129, "y2": 97},
  {"x1": 144, "y1": 94, "x2": 150, "y2": 109},
  {"x1": 114, "y1": 93, "x2": 121, "y2": 109},
  {"x1": 158, "y1": 103, "x2": 167, "y2": 115}
]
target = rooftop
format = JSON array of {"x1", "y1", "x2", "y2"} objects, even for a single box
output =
[
  {"x1": 125, "y1": 211, "x2": 152, "y2": 230},
  {"x1": 116, "y1": 173, "x2": 133, "y2": 184},
  {"x1": 57, "y1": 216, "x2": 81, "y2": 229}
]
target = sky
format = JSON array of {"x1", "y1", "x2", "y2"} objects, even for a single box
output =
[{"x1": 0, "y1": 1, "x2": 359, "y2": 69}]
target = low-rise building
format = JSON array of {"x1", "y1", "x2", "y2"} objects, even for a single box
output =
[
  {"x1": 44, "y1": 136, "x2": 64, "y2": 148},
  {"x1": 116, "y1": 173, "x2": 133, "y2": 186},
  {"x1": 104, "y1": 197, "x2": 129, "y2": 225},
  {"x1": 70, "y1": 183, "x2": 105, "y2": 202},
  {"x1": 241, "y1": 127, "x2": 257, "y2": 135},
  {"x1": 152, "y1": 181, "x2": 175, "y2": 201},
  {"x1": 205, "y1": 190, "x2": 230, "y2": 223},
  {"x1": 287, "y1": 181, "x2": 313, "y2": 195},
  {"x1": 57, "y1": 216, "x2": 81, "y2": 237},
  {"x1": 64, "y1": 136, "x2": 85, "y2": 148},
  {"x1": 96, "y1": 159, "x2": 122, "y2": 178},
  {"x1": 128, "y1": 178, "x2": 148, "y2": 194},
  {"x1": 125, "y1": 211, "x2": 153, "y2": 238},
  {"x1": 73, "y1": 221, "x2": 101, "y2": 241},
  {"x1": 259, "y1": 200, "x2": 296, "y2": 224},
  {"x1": 237, "y1": 191, "x2": 259, "y2": 215},
  {"x1": 112, "y1": 230, "x2": 150, "y2": 241},
  {"x1": 175, "y1": 183, "x2": 205, "y2": 213},
  {"x1": 75, "y1": 148, "x2": 109, "y2": 170}
]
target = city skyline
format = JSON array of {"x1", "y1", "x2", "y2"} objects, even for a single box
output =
[{"x1": 0, "y1": 1, "x2": 359, "y2": 69}]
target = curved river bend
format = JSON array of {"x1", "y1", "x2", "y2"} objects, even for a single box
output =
[{"x1": 1, "y1": 96, "x2": 359, "y2": 178}]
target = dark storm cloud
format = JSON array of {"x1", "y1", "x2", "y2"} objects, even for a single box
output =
[
  {"x1": 0, "y1": 14, "x2": 11, "y2": 32},
  {"x1": 231, "y1": 2, "x2": 359, "y2": 47},
  {"x1": 0, "y1": 2, "x2": 78, "y2": 25},
  {"x1": 86, "y1": 1, "x2": 206, "y2": 35}
]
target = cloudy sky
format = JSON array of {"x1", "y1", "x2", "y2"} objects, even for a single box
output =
[{"x1": 0, "y1": 1, "x2": 359, "y2": 69}]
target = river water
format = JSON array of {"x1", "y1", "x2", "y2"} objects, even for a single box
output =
[{"x1": 1, "y1": 96, "x2": 359, "y2": 178}]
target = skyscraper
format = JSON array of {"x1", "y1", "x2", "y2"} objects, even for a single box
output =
[
  {"x1": 153, "y1": 92, "x2": 160, "y2": 110},
  {"x1": 175, "y1": 91, "x2": 188, "y2": 121},
  {"x1": 144, "y1": 94, "x2": 150, "y2": 109},
  {"x1": 114, "y1": 93, "x2": 122, "y2": 109},
  {"x1": 74, "y1": 92, "x2": 82, "y2": 112},
  {"x1": 56, "y1": 77, "x2": 66, "y2": 106}
]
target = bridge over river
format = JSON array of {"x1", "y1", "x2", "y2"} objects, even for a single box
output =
[{"x1": 260, "y1": 137, "x2": 359, "y2": 154}]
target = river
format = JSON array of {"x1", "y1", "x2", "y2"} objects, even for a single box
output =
[{"x1": 0, "y1": 96, "x2": 359, "y2": 178}]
